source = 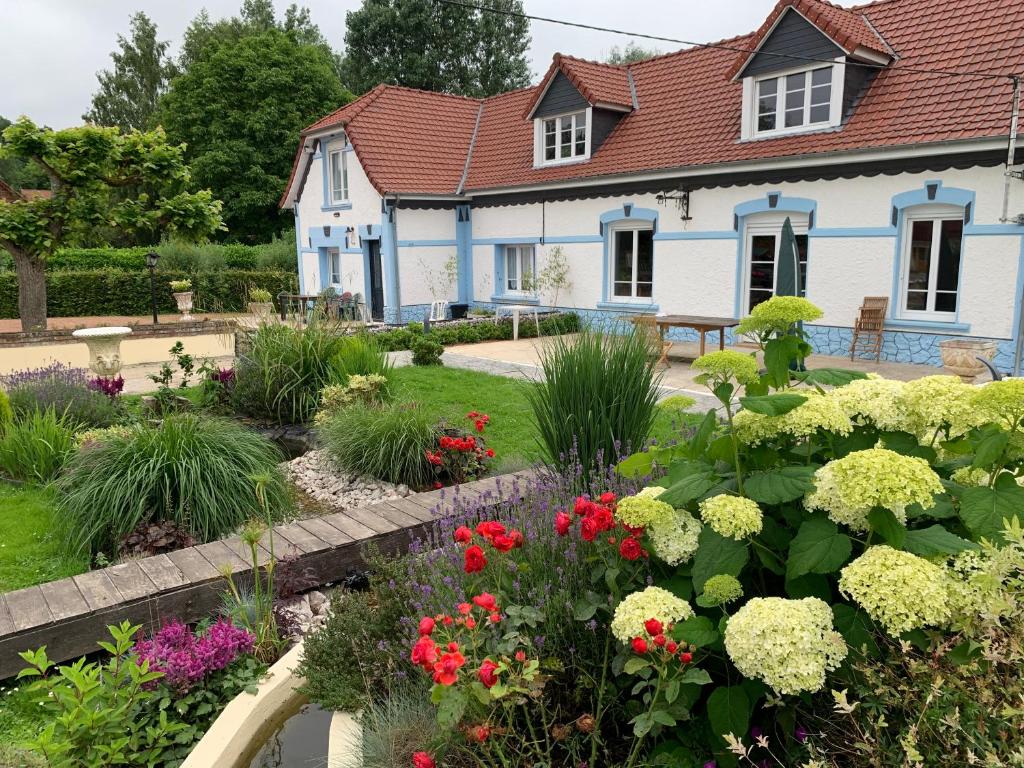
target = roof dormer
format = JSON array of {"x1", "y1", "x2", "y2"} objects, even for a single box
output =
[
  {"x1": 730, "y1": 0, "x2": 893, "y2": 141},
  {"x1": 525, "y1": 54, "x2": 635, "y2": 168}
]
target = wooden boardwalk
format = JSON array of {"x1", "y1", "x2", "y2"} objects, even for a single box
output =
[{"x1": 0, "y1": 472, "x2": 533, "y2": 680}]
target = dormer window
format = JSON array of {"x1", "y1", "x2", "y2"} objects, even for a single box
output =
[
  {"x1": 742, "y1": 62, "x2": 844, "y2": 140},
  {"x1": 537, "y1": 108, "x2": 591, "y2": 166}
]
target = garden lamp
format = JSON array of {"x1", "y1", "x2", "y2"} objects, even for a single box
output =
[{"x1": 145, "y1": 251, "x2": 160, "y2": 324}]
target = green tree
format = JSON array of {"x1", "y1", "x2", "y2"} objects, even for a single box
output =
[
  {"x1": 159, "y1": 28, "x2": 348, "y2": 242},
  {"x1": 0, "y1": 116, "x2": 48, "y2": 191},
  {"x1": 340, "y1": 0, "x2": 532, "y2": 97},
  {"x1": 0, "y1": 119, "x2": 223, "y2": 330},
  {"x1": 83, "y1": 12, "x2": 177, "y2": 131},
  {"x1": 606, "y1": 41, "x2": 661, "y2": 65}
]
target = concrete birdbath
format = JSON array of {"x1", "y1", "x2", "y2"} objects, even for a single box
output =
[{"x1": 71, "y1": 326, "x2": 133, "y2": 377}]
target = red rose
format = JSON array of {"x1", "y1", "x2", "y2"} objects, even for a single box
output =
[
  {"x1": 457, "y1": 602, "x2": 472, "y2": 615},
  {"x1": 554, "y1": 511, "x2": 571, "y2": 536},
  {"x1": 411, "y1": 636, "x2": 438, "y2": 669},
  {"x1": 644, "y1": 618, "x2": 663, "y2": 636},
  {"x1": 447, "y1": 641, "x2": 460, "y2": 652},
  {"x1": 491, "y1": 534, "x2": 516, "y2": 552},
  {"x1": 477, "y1": 658, "x2": 500, "y2": 688},
  {"x1": 465, "y1": 616, "x2": 477, "y2": 629},
  {"x1": 475, "y1": 420, "x2": 486, "y2": 433},
  {"x1": 433, "y1": 481, "x2": 442, "y2": 489},
  {"x1": 464, "y1": 545, "x2": 487, "y2": 573},
  {"x1": 475, "y1": 521, "x2": 506, "y2": 541},
  {"x1": 485, "y1": 448, "x2": 495, "y2": 458},
  {"x1": 412, "y1": 752, "x2": 436, "y2": 768},
  {"x1": 509, "y1": 530, "x2": 524, "y2": 548},
  {"x1": 418, "y1": 616, "x2": 435, "y2": 636},
  {"x1": 653, "y1": 634, "x2": 667, "y2": 647},
  {"x1": 440, "y1": 436, "x2": 453, "y2": 450},
  {"x1": 471, "y1": 725, "x2": 491, "y2": 743},
  {"x1": 514, "y1": 649, "x2": 527, "y2": 662},
  {"x1": 574, "y1": 496, "x2": 593, "y2": 516},
  {"x1": 454, "y1": 526, "x2": 473, "y2": 544},
  {"x1": 631, "y1": 637, "x2": 648, "y2": 654},
  {"x1": 600, "y1": 491, "x2": 617, "y2": 505},
  {"x1": 488, "y1": 612, "x2": 501, "y2": 623},
  {"x1": 680, "y1": 651, "x2": 693, "y2": 664},
  {"x1": 580, "y1": 516, "x2": 598, "y2": 542},
  {"x1": 619, "y1": 537, "x2": 643, "y2": 561},
  {"x1": 472, "y1": 592, "x2": 499, "y2": 612},
  {"x1": 666, "y1": 641, "x2": 678, "y2": 653},
  {"x1": 592, "y1": 505, "x2": 615, "y2": 531},
  {"x1": 442, "y1": 615, "x2": 453, "y2": 626},
  {"x1": 432, "y1": 650, "x2": 466, "y2": 686}
]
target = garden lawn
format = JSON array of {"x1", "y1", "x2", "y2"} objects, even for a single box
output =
[
  {"x1": 0, "y1": 682, "x2": 44, "y2": 767},
  {"x1": 0, "y1": 483, "x2": 88, "y2": 593},
  {"x1": 389, "y1": 366, "x2": 699, "y2": 467}
]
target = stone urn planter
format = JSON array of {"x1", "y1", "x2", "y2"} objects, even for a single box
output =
[
  {"x1": 247, "y1": 301, "x2": 273, "y2": 321},
  {"x1": 939, "y1": 338, "x2": 999, "y2": 383},
  {"x1": 173, "y1": 291, "x2": 194, "y2": 322},
  {"x1": 71, "y1": 326, "x2": 133, "y2": 377}
]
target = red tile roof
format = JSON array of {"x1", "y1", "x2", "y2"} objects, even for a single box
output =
[
  {"x1": 726, "y1": 0, "x2": 892, "y2": 79},
  {"x1": 524, "y1": 54, "x2": 633, "y2": 118},
  {"x1": 282, "y1": 0, "x2": 1024, "y2": 205}
]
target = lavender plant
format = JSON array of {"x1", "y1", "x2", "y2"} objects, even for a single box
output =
[{"x1": 1, "y1": 362, "x2": 121, "y2": 429}]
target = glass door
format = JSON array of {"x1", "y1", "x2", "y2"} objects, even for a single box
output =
[{"x1": 744, "y1": 223, "x2": 808, "y2": 313}]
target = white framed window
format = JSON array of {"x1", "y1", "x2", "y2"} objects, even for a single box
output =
[
  {"x1": 328, "y1": 248, "x2": 342, "y2": 286},
  {"x1": 610, "y1": 225, "x2": 654, "y2": 300},
  {"x1": 742, "y1": 215, "x2": 809, "y2": 313},
  {"x1": 535, "y1": 108, "x2": 591, "y2": 166},
  {"x1": 504, "y1": 245, "x2": 536, "y2": 293},
  {"x1": 328, "y1": 146, "x2": 349, "y2": 204},
  {"x1": 899, "y1": 206, "x2": 964, "y2": 320},
  {"x1": 742, "y1": 62, "x2": 843, "y2": 140}
]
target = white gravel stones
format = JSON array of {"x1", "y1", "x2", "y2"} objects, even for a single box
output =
[{"x1": 284, "y1": 449, "x2": 412, "y2": 510}]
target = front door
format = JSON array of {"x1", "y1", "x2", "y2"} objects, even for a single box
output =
[
  {"x1": 368, "y1": 240, "x2": 384, "y2": 321},
  {"x1": 743, "y1": 217, "x2": 809, "y2": 313}
]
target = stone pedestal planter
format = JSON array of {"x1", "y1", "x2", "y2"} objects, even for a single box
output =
[
  {"x1": 939, "y1": 338, "x2": 999, "y2": 383},
  {"x1": 248, "y1": 301, "x2": 273, "y2": 321},
  {"x1": 174, "y1": 291, "x2": 194, "y2": 322},
  {"x1": 71, "y1": 326, "x2": 133, "y2": 377}
]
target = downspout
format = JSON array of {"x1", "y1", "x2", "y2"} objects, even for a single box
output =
[{"x1": 1000, "y1": 75, "x2": 1021, "y2": 224}]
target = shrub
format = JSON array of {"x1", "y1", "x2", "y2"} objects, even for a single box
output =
[
  {"x1": 410, "y1": 336, "x2": 444, "y2": 366},
  {"x1": 249, "y1": 286, "x2": 272, "y2": 303},
  {"x1": 169, "y1": 278, "x2": 192, "y2": 292},
  {"x1": 370, "y1": 312, "x2": 581, "y2": 352},
  {"x1": 528, "y1": 327, "x2": 661, "y2": 472},
  {"x1": 0, "y1": 388, "x2": 12, "y2": 434},
  {"x1": 232, "y1": 320, "x2": 349, "y2": 424},
  {"x1": 319, "y1": 401, "x2": 441, "y2": 488},
  {"x1": 331, "y1": 333, "x2": 394, "y2": 385},
  {"x1": 0, "y1": 408, "x2": 75, "y2": 482},
  {"x1": 56, "y1": 414, "x2": 290, "y2": 555},
  {"x1": 1, "y1": 363, "x2": 121, "y2": 429}
]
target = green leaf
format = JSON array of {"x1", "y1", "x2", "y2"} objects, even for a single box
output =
[
  {"x1": 745, "y1": 465, "x2": 818, "y2": 505},
  {"x1": 739, "y1": 393, "x2": 807, "y2": 416},
  {"x1": 573, "y1": 597, "x2": 599, "y2": 621},
  {"x1": 832, "y1": 603, "x2": 879, "y2": 658},
  {"x1": 673, "y1": 616, "x2": 719, "y2": 648},
  {"x1": 706, "y1": 685, "x2": 751, "y2": 744},
  {"x1": 880, "y1": 431, "x2": 937, "y2": 462},
  {"x1": 787, "y1": 517, "x2": 852, "y2": 579},
  {"x1": 907, "y1": 494, "x2": 956, "y2": 520},
  {"x1": 692, "y1": 529, "x2": 749, "y2": 593},
  {"x1": 959, "y1": 484, "x2": 1024, "y2": 542},
  {"x1": 792, "y1": 368, "x2": 868, "y2": 386},
  {"x1": 679, "y1": 668, "x2": 713, "y2": 686},
  {"x1": 433, "y1": 685, "x2": 468, "y2": 728},
  {"x1": 687, "y1": 410, "x2": 718, "y2": 460},
  {"x1": 632, "y1": 712, "x2": 654, "y2": 737},
  {"x1": 971, "y1": 428, "x2": 1010, "y2": 468},
  {"x1": 660, "y1": 469, "x2": 720, "y2": 508},
  {"x1": 665, "y1": 679, "x2": 681, "y2": 704},
  {"x1": 624, "y1": 657, "x2": 652, "y2": 675},
  {"x1": 904, "y1": 525, "x2": 979, "y2": 557},
  {"x1": 617, "y1": 451, "x2": 654, "y2": 479},
  {"x1": 763, "y1": 335, "x2": 803, "y2": 388},
  {"x1": 867, "y1": 507, "x2": 906, "y2": 548}
]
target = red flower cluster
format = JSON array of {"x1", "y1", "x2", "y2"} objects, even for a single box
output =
[
  {"x1": 428, "y1": 411, "x2": 495, "y2": 487},
  {"x1": 630, "y1": 617, "x2": 694, "y2": 665},
  {"x1": 453, "y1": 520, "x2": 524, "y2": 573},
  {"x1": 412, "y1": 593, "x2": 505, "y2": 689},
  {"x1": 554, "y1": 492, "x2": 648, "y2": 561},
  {"x1": 412, "y1": 752, "x2": 436, "y2": 768},
  {"x1": 467, "y1": 410, "x2": 491, "y2": 433}
]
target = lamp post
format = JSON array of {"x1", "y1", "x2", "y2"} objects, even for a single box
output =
[{"x1": 145, "y1": 251, "x2": 160, "y2": 324}]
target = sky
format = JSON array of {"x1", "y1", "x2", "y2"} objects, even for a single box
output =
[{"x1": 0, "y1": 0, "x2": 857, "y2": 129}]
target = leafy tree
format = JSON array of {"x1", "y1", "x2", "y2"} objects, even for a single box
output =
[
  {"x1": 0, "y1": 116, "x2": 48, "y2": 191},
  {"x1": 159, "y1": 28, "x2": 348, "y2": 243},
  {"x1": 606, "y1": 41, "x2": 661, "y2": 65},
  {"x1": 340, "y1": 0, "x2": 532, "y2": 97},
  {"x1": 83, "y1": 12, "x2": 177, "y2": 131},
  {"x1": 0, "y1": 119, "x2": 223, "y2": 330}
]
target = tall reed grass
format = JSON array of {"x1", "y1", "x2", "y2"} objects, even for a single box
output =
[{"x1": 0, "y1": 408, "x2": 75, "y2": 483}]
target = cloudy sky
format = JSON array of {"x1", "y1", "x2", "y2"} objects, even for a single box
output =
[{"x1": 1, "y1": 0, "x2": 858, "y2": 128}]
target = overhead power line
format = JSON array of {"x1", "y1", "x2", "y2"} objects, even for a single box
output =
[{"x1": 434, "y1": 0, "x2": 1019, "y2": 83}]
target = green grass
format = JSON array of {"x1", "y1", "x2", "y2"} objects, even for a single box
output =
[
  {"x1": 0, "y1": 483, "x2": 88, "y2": 593},
  {"x1": 0, "y1": 681, "x2": 45, "y2": 767},
  {"x1": 388, "y1": 366, "x2": 700, "y2": 468}
]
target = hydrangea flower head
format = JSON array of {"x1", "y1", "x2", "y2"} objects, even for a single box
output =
[
  {"x1": 648, "y1": 507, "x2": 702, "y2": 565},
  {"x1": 736, "y1": 296, "x2": 823, "y2": 339},
  {"x1": 839, "y1": 545, "x2": 952, "y2": 636},
  {"x1": 615, "y1": 492, "x2": 674, "y2": 529},
  {"x1": 701, "y1": 574, "x2": 744, "y2": 606},
  {"x1": 611, "y1": 586, "x2": 693, "y2": 644},
  {"x1": 724, "y1": 597, "x2": 846, "y2": 695},
  {"x1": 829, "y1": 375, "x2": 905, "y2": 432},
  {"x1": 660, "y1": 394, "x2": 697, "y2": 412},
  {"x1": 698, "y1": 494, "x2": 763, "y2": 539},
  {"x1": 898, "y1": 375, "x2": 984, "y2": 438},
  {"x1": 972, "y1": 379, "x2": 1024, "y2": 429},
  {"x1": 950, "y1": 466, "x2": 989, "y2": 487},
  {"x1": 804, "y1": 448, "x2": 943, "y2": 532},
  {"x1": 733, "y1": 392, "x2": 852, "y2": 445},
  {"x1": 692, "y1": 350, "x2": 760, "y2": 387}
]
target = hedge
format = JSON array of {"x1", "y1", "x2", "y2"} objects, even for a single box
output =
[
  {"x1": 370, "y1": 312, "x2": 581, "y2": 351},
  {"x1": 0, "y1": 269, "x2": 297, "y2": 319}
]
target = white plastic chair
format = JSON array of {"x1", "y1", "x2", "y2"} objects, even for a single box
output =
[{"x1": 429, "y1": 300, "x2": 449, "y2": 321}]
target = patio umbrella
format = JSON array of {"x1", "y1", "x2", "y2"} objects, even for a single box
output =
[{"x1": 775, "y1": 216, "x2": 801, "y2": 299}]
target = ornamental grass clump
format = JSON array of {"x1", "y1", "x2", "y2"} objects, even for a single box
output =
[
  {"x1": 804, "y1": 448, "x2": 943, "y2": 531},
  {"x1": 0, "y1": 407, "x2": 75, "y2": 482},
  {"x1": 724, "y1": 597, "x2": 846, "y2": 695},
  {"x1": 57, "y1": 414, "x2": 290, "y2": 555},
  {"x1": 839, "y1": 545, "x2": 953, "y2": 636}
]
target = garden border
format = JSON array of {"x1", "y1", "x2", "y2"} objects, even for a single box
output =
[{"x1": 0, "y1": 470, "x2": 535, "y2": 680}]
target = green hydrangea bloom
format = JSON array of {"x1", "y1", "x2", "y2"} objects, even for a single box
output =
[
  {"x1": 610, "y1": 586, "x2": 693, "y2": 643},
  {"x1": 898, "y1": 375, "x2": 985, "y2": 439},
  {"x1": 724, "y1": 597, "x2": 846, "y2": 695},
  {"x1": 735, "y1": 296, "x2": 823, "y2": 338},
  {"x1": 698, "y1": 494, "x2": 763, "y2": 539},
  {"x1": 692, "y1": 350, "x2": 760, "y2": 387},
  {"x1": 839, "y1": 545, "x2": 952, "y2": 636},
  {"x1": 950, "y1": 466, "x2": 989, "y2": 487},
  {"x1": 804, "y1": 448, "x2": 943, "y2": 532},
  {"x1": 648, "y1": 507, "x2": 702, "y2": 565},
  {"x1": 701, "y1": 574, "x2": 744, "y2": 606},
  {"x1": 972, "y1": 378, "x2": 1024, "y2": 429},
  {"x1": 659, "y1": 394, "x2": 697, "y2": 412},
  {"x1": 829, "y1": 374, "x2": 906, "y2": 432},
  {"x1": 733, "y1": 391, "x2": 852, "y2": 445},
  {"x1": 615, "y1": 492, "x2": 675, "y2": 529}
]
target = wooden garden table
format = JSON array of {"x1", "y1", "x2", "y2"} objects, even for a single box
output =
[{"x1": 654, "y1": 314, "x2": 740, "y2": 365}]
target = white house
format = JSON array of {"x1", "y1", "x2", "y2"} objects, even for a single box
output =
[{"x1": 280, "y1": 0, "x2": 1024, "y2": 370}]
